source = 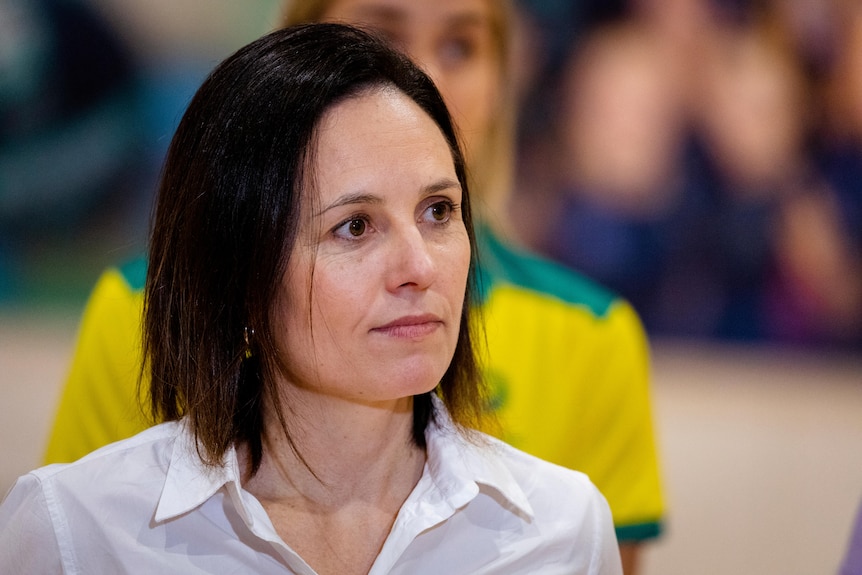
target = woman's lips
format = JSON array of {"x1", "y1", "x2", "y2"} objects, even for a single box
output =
[{"x1": 371, "y1": 314, "x2": 444, "y2": 338}]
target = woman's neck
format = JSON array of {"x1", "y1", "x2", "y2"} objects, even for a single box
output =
[
  {"x1": 243, "y1": 390, "x2": 426, "y2": 509},
  {"x1": 239, "y1": 391, "x2": 427, "y2": 575}
]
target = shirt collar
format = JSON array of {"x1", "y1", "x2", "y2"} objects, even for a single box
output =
[
  {"x1": 154, "y1": 420, "x2": 249, "y2": 524},
  {"x1": 424, "y1": 395, "x2": 534, "y2": 521},
  {"x1": 153, "y1": 398, "x2": 534, "y2": 525}
]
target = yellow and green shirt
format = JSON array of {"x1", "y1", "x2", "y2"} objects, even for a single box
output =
[{"x1": 44, "y1": 225, "x2": 664, "y2": 542}]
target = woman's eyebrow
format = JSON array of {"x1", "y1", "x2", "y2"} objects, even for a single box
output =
[
  {"x1": 315, "y1": 178, "x2": 461, "y2": 217},
  {"x1": 315, "y1": 192, "x2": 382, "y2": 217},
  {"x1": 423, "y1": 178, "x2": 462, "y2": 197}
]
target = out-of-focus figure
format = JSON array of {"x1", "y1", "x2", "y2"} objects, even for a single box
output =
[{"x1": 525, "y1": 0, "x2": 862, "y2": 348}]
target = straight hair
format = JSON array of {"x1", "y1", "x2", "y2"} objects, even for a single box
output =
[{"x1": 144, "y1": 23, "x2": 487, "y2": 474}]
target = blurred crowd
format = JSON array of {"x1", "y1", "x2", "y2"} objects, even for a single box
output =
[
  {"x1": 512, "y1": 0, "x2": 862, "y2": 349},
  {"x1": 1, "y1": 0, "x2": 860, "y2": 350}
]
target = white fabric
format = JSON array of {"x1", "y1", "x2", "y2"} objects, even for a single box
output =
[{"x1": 0, "y1": 403, "x2": 622, "y2": 574}]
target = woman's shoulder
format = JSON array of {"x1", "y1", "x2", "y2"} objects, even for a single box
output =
[
  {"x1": 2, "y1": 423, "x2": 182, "y2": 545},
  {"x1": 431, "y1": 404, "x2": 608, "y2": 516},
  {"x1": 486, "y1": 433, "x2": 606, "y2": 502},
  {"x1": 0, "y1": 421, "x2": 225, "y2": 572},
  {"x1": 438, "y1": 423, "x2": 613, "y2": 527},
  {"x1": 450, "y1": 431, "x2": 622, "y2": 572},
  {"x1": 23, "y1": 421, "x2": 180, "y2": 497}
]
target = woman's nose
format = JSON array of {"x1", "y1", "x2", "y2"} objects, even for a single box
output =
[{"x1": 386, "y1": 226, "x2": 436, "y2": 292}]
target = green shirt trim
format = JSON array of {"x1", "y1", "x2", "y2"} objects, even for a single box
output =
[
  {"x1": 615, "y1": 521, "x2": 663, "y2": 543},
  {"x1": 118, "y1": 256, "x2": 147, "y2": 291},
  {"x1": 475, "y1": 223, "x2": 618, "y2": 318}
]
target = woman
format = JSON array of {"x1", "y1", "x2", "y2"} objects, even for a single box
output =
[
  {"x1": 1, "y1": 24, "x2": 621, "y2": 574},
  {"x1": 45, "y1": 8, "x2": 663, "y2": 571}
]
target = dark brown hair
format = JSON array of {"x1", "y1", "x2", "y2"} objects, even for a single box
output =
[{"x1": 144, "y1": 23, "x2": 485, "y2": 474}]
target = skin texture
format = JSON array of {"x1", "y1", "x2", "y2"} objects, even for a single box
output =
[
  {"x1": 274, "y1": 85, "x2": 470, "y2": 407},
  {"x1": 244, "y1": 87, "x2": 471, "y2": 575}
]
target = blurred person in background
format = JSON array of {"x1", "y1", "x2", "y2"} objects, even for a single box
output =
[
  {"x1": 42, "y1": 1, "x2": 665, "y2": 572},
  {"x1": 817, "y1": 1, "x2": 862, "y2": 233},
  {"x1": 805, "y1": 0, "x2": 862, "y2": 346},
  {"x1": 0, "y1": 0, "x2": 146, "y2": 301},
  {"x1": 531, "y1": 0, "x2": 862, "y2": 348},
  {"x1": 531, "y1": 6, "x2": 691, "y2": 324},
  {"x1": 693, "y1": 1, "x2": 861, "y2": 346}
]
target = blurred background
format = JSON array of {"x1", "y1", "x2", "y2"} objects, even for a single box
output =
[
  {"x1": 1, "y1": 0, "x2": 860, "y2": 573},
  {"x1": 512, "y1": 0, "x2": 862, "y2": 349}
]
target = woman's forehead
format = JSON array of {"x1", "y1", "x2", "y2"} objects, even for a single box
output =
[{"x1": 309, "y1": 88, "x2": 454, "y2": 193}]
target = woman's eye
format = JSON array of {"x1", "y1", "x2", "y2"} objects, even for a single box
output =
[
  {"x1": 334, "y1": 217, "x2": 368, "y2": 239},
  {"x1": 425, "y1": 201, "x2": 455, "y2": 223},
  {"x1": 348, "y1": 218, "x2": 366, "y2": 236}
]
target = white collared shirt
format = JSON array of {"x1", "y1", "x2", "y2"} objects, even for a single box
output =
[{"x1": 0, "y1": 405, "x2": 622, "y2": 574}]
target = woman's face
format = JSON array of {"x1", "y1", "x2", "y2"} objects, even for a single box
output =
[
  {"x1": 321, "y1": 0, "x2": 501, "y2": 168},
  {"x1": 274, "y1": 87, "x2": 471, "y2": 405}
]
